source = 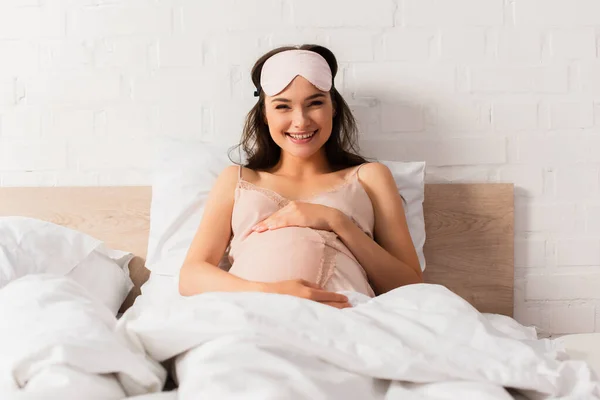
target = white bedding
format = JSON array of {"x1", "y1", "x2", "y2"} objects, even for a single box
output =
[
  {"x1": 117, "y1": 275, "x2": 600, "y2": 399},
  {"x1": 0, "y1": 274, "x2": 165, "y2": 399},
  {"x1": 2, "y1": 273, "x2": 599, "y2": 399},
  {"x1": 554, "y1": 334, "x2": 600, "y2": 378}
]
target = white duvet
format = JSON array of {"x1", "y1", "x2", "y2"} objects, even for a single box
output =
[
  {"x1": 2, "y1": 274, "x2": 599, "y2": 399},
  {"x1": 0, "y1": 274, "x2": 165, "y2": 399},
  {"x1": 118, "y1": 281, "x2": 600, "y2": 400}
]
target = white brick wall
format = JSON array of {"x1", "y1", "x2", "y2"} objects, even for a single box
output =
[
  {"x1": 382, "y1": 29, "x2": 435, "y2": 61},
  {"x1": 0, "y1": 0, "x2": 599, "y2": 335},
  {"x1": 469, "y1": 66, "x2": 569, "y2": 93},
  {"x1": 0, "y1": 78, "x2": 16, "y2": 107},
  {"x1": 403, "y1": 0, "x2": 504, "y2": 27},
  {"x1": 550, "y1": 29, "x2": 597, "y2": 60},
  {"x1": 516, "y1": 0, "x2": 600, "y2": 27},
  {"x1": 440, "y1": 28, "x2": 487, "y2": 61},
  {"x1": 494, "y1": 29, "x2": 543, "y2": 62}
]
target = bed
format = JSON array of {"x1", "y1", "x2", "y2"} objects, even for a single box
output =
[
  {"x1": 0, "y1": 183, "x2": 515, "y2": 315},
  {"x1": 1, "y1": 183, "x2": 599, "y2": 399}
]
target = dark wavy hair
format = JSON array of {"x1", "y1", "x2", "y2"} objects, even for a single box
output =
[{"x1": 229, "y1": 44, "x2": 368, "y2": 172}]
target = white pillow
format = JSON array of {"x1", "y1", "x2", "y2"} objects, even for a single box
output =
[
  {"x1": 0, "y1": 217, "x2": 134, "y2": 315},
  {"x1": 380, "y1": 160, "x2": 426, "y2": 270},
  {"x1": 147, "y1": 138, "x2": 427, "y2": 277}
]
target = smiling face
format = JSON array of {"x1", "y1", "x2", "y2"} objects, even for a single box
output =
[{"x1": 263, "y1": 75, "x2": 335, "y2": 161}]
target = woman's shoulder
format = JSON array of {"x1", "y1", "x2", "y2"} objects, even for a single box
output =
[
  {"x1": 212, "y1": 165, "x2": 242, "y2": 193},
  {"x1": 204, "y1": 165, "x2": 242, "y2": 203},
  {"x1": 218, "y1": 165, "x2": 242, "y2": 181},
  {"x1": 237, "y1": 165, "x2": 262, "y2": 182},
  {"x1": 217, "y1": 164, "x2": 260, "y2": 177},
  {"x1": 354, "y1": 162, "x2": 396, "y2": 192},
  {"x1": 354, "y1": 162, "x2": 392, "y2": 180}
]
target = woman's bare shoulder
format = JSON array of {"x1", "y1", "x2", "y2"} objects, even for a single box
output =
[
  {"x1": 210, "y1": 165, "x2": 241, "y2": 195},
  {"x1": 356, "y1": 162, "x2": 392, "y2": 180},
  {"x1": 359, "y1": 161, "x2": 390, "y2": 172},
  {"x1": 238, "y1": 165, "x2": 262, "y2": 183},
  {"x1": 218, "y1": 165, "x2": 241, "y2": 182},
  {"x1": 356, "y1": 162, "x2": 396, "y2": 192}
]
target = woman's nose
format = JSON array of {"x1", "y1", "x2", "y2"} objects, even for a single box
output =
[{"x1": 291, "y1": 109, "x2": 311, "y2": 128}]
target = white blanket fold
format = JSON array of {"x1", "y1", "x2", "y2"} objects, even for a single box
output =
[
  {"x1": 0, "y1": 274, "x2": 165, "y2": 399},
  {"x1": 118, "y1": 283, "x2": 600, "y2": 399}
]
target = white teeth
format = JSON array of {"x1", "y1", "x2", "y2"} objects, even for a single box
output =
[{"x1": 288, "y1": 131, "x2": 316, "y2": 140}]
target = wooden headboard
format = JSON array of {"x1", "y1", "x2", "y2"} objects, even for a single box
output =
[
  {"x1": 422, "y1": 184, "x2": 514, "y2": 316},
  {"x1": 0, "y1": 183, "x2": 514, "y2": 316}
]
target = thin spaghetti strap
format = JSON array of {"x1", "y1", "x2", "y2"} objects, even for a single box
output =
[
  {"x1": 351, "y1": 163, "x2": 368, "y2": 181},
  {"x1": 238, "y1": 165, "x2": 243, "y2": 182}
]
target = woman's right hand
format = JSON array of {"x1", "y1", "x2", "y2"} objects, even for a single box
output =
[{"x1": 261, "y1": 279, "x2": 351, "y2": 309}]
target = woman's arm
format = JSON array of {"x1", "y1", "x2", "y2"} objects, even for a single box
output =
[
  {"x1": 329, "y1": 162, "x2": 423, "y2": 295},
  {"x1": 179, "y1": 165, "x2": 261, "y2": 296}
]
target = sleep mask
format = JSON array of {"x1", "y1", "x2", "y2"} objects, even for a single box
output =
[{"x1": 256, "y1": 49, "x2": 332, "y2": 97}]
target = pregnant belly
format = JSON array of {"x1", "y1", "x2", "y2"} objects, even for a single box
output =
[{"x1": 228, "y1": 227, "x2": 333, "y2": 285}]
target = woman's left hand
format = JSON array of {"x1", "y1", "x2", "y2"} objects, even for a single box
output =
[{"x1": 251, "y1": 201, "x2": 342, "y2": 233}]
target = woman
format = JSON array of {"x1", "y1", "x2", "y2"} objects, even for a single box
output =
[{"x1": 178, "y1": 44, "x2": 422, "y2": 309}]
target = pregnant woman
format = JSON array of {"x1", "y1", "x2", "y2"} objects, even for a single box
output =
[{"x1": 178, "y1": 44, "x2": 422, "y2": 309}]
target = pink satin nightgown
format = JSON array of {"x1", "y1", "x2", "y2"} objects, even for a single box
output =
[{"x1": 227, "y1": 165, "x2": 376, "y2": 297}]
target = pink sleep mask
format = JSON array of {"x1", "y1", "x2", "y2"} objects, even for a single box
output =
[{"x1": 258, "y1": 50, "x2": 332, "y2": 97}]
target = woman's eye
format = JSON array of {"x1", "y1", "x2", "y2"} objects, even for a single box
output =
[{"x1": 275, "y1": 101, "x2": 322, "y2": 110}]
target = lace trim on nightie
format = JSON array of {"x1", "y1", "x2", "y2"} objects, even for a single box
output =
[
  {"x1": 237, "y1": 180, "x2": 289, "y2": 208},
  {"x1": 315, "y1": 230, "x2": 337, "y2": 287}
]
